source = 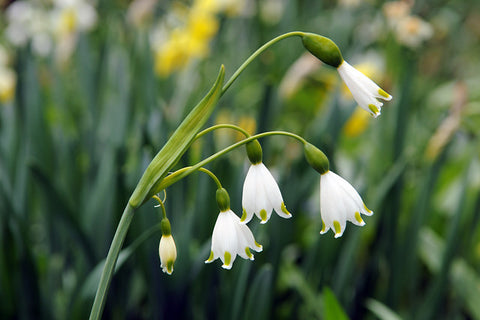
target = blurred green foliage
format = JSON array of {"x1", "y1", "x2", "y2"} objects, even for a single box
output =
[{"x1": 1, "y1": 0, "x2": 480, "y2": 319}]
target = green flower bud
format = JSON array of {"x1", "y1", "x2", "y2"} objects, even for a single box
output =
[
  {"x1": 301, "y1": 33, "x2": 343, "y2": 68},
  {"x1": 304, "y1": 143, "x2": 330, "y2": 174},
  {"x1": 216, "y1": 188, "x2": 231, "y2": 212},
  {"x1": 161, "y1": 217, "x2": 172, "y2": 236},
  {"x1": 246, "y1": 140, "x2": 263, "y2": 164}
]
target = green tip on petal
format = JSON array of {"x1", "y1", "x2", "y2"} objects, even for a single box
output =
[
  {"x1": 363, "y1": 203, "x2": 372, "y2": 214},
  {"x1": 240, "y1": 208, "x2": 248, "y2": 222},
  {"x1": 255, "y1": 241, "x2": 263, "y2": 250},
  {"x1": 321, "y1": 220, "x2": 326, "y2": 233},
  {"x1": 333, "y1": 220, "x2": 342, "y2": 237},
  {"x1": 259, "y1": 209, "x2": 268, "y2": 223},
  {"x1": 245, "y1": 247, "x2": 253, "y2": 260},
  {"x1": 205, "y1": 251, "x2": 214, "y2": 263},
  {"x1": 281, "y1": 202, "x2": 292, "y2": 217},
  {"x1": 378, "y1": 88, "x2": 391, "y2": 99},
  {"x1": 355, "y1": 212, "x2": 364, "y2": 224},
  {"x1": 368, "y1": 104, "x2": 380, "y2": 116},
  {"x1": 166, "y1": 260, "x2": 174, "y2": 275},
  {"x1": 223, "y1": 251, "x2": 232, "y2": 267}
]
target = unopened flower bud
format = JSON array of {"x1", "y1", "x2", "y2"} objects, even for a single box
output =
[
  {"x1": 304, "y1": 143, "x2": 330, "y2": 174},
  {"x1": 159, "y1": 218, "x2": 177, "y2": 275},
  {"x1": 246, "y1": 140, "x2": 263, "y2": 164},
  {"x1": 301, "y1": 33, "x2": 343, "y2": 68},
  {"x1": 216, "y1": 188, "x2": 231, "y2": 212}
]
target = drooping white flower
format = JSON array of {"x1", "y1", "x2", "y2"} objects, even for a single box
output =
[
  {"x1": 319, "y1": 170, "x2": 373, "y2": 238},
  {"x1": 241, "y1": 163, "x2": 291, "y2": 224},
  {"x1": 337, "y1": 60, "x2": 392, "y2": 118},
  {"x1": 205, "y1": 209, "x2": 263, "y2": 269},
  {"x1": 159, "y1": 234, "x2": 177, "y2": 275}
]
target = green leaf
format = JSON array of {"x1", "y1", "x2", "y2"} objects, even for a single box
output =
[
  {"x1": 322, "y1": 286, "x2": 349, "y2": 320},
  {"x1": 243, "y1": 264, "x2": 273, "y2": 320},
  {"x1": 419, "y1": 228, "x2": 480, "y2": 319},
  {"x1": 129, "y1": 65, "x2": 225, "y2": 207},
  {"x1": 365, "y1": 299, "x2": 403, "y2": 320}
]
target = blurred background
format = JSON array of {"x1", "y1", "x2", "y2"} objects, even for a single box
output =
[{"x1": 1, "y1": 0, "x2": 480, "y2": 319}]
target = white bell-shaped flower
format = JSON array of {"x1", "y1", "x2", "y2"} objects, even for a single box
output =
[
  {"x1": 205, "y1": 209, "x2": 263, "y2": 269},
  {"x1": 319, "y1": 170, "x2": 373, "y2": 238},
  {"x1": 337, "y1": 60, "x2": 392, "y2": 118},
  {"x1": 241, "y1": 163, "x2": 292, "y2": 224}
]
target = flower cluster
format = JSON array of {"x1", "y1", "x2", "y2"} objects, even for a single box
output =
[
  {"x1": 203, "y1": 140, "x2": 375, "y2": 270},
  {"x1": 152, "y1": 31, "x2": 393, "y2": 273}
]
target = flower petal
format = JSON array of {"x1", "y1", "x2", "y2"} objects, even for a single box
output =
[
  {"x1": 259, "y1": 163, "x2": 292, "y2": 219},
  {"x1": 337, "y1": 60, "x2": 392, "y2": 118}
]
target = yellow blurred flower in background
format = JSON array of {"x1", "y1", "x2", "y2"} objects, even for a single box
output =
[
  {"x1": 236, "y1": 115, "x2": 256, "y2": 139},
  {"x1": 343, "y1": 107, "x2": 371, "y2": 137},
  {"x1": 0, "y1": 45, "x2": 17, "y2": 104},
  {"x1": 153, "y1": 0, "x2": 245, "y2": 77},
  {"x1": 154, "y1": 29, "x2": 196, "y2": 76}
]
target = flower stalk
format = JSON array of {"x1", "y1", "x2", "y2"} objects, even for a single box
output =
[{"x1": 89, "y1": 30, "x2": 389, "y2": 320}]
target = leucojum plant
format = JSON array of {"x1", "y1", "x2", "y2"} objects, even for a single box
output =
[{"x1": 89, "y1": 31, "x2": 392, "y2": 319}]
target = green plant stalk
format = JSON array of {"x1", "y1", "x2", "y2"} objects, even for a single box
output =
[
  {"x1": 129, "y1": 65, "x2": 225, "y2": 208},
  {"x1": 221, "y1": 31, "x2": 305, "y2": 95},
  {"x1": 89, "y1": 31, "x2": 308, "y2": 320},
  {"x1": 198, "y1": 167, "x2": 223, "y2": 189},
  {"x1": 89, "y1": 203, "x2": 135, "y2": 320},
  {"x1": 88, "y1": 68, "x2": 224, "y2": 320},
  {"x1": 154, "y1": 130, "x2": 307, "y2": 192},
  {"x1": 195, "y1": 123, "x2": 251, "y2": 141}
]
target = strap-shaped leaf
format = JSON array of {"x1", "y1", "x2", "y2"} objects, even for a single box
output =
[{"x1": 129, "y1": 65, "x2": 225, "y2": 208}]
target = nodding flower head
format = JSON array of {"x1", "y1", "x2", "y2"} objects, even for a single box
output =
[
  {"x1": 337, "y1": 60, "x2": 392, "y2": 118},
  {"x1": 241, "y1": 140, "x2": 291, "y2": 224},
  {"x1": 318, "y1": 170, "x2": 373, "y2": 238},
  {"x1": 205, "y1": 209, "x2": 263, "y2": 269},
  {"x1": 159, "y1": 218, "x2": 177, "y2": 275}
]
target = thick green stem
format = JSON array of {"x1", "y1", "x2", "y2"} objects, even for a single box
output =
[
  {"x1": 221, "y1": 31, "x2": 305, "y2": 95},
  {"x1": 89, "y1": 204, "x2": 135, "y2": 320}
]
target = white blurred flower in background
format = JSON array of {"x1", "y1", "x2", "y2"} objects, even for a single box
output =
[
  {"x1": 5, "y1": 1, "x2": 53, "y2": 56},
  {"x1": 394, "y1": 15, "x2": 434, "y2": 48},
  {"x1": 51, "y1": 0, "x2": 98, "y2": 62},
  {"x1": 383, "y1": 0, "x2": 433, "y2": 48},
  {"x1": 4, "y1": 0, "x2": 97, "y2": 61}
]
